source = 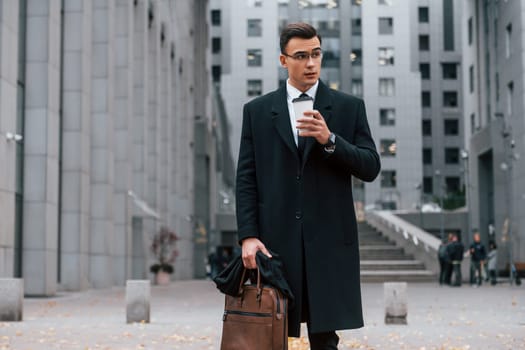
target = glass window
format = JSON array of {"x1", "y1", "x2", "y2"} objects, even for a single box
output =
[
  {"x1": 443, "y1": 91, "x2": 458, "y2": 107},
  {"x1": 468, "y1": 17, "x2": 473, "y2": 45},
  {"x1": 350, "y1": 49, "x2": 362, "y2": 66},
  {"x1": 247, "y1": 49, "x2": 262, "y2": 67},
  {"x1": 422, "y1": 119, "x2": 431, "y2": 136},
  {"x1": 315, "y1": 20, "x2": 340, "y2": 37},
  {"x1": 299, "y1": 0, "x2": 339, "y2": 8},
  {"x1": 470, "y1": 113, "x2": 476, "y2": 135},
  {"x1": 379, "y1": 78, "x2": 395, "y2": 96},
  {"x1": 423, "y1": 177, "x2": 433, "y2": 194},
  {"x1": 381, "y1": 170, "x2": 397, "y2": 188},
  {"x1": 469, "y1": 65, "x2": 474, "y2": 93},
  {"x1": 247, "y1": 0, "x2": 262, "y2": 7},
  {"x1": 212, "y1": 37, "x2": 221, "y2": 53},
  {"x1": 351, "y1": 79, "x2": 362, "y2": 96},
  {"x1": 380, "y1": 139, "x2": 396, "y2": 157},
  {"x1": 507, "y1": 81, "x2": 513, "y2": 116},
  {"x1": 378, "y1": 47, "x2": 394, "y2": 66},
  {"x1": 446, "y1": 177, "x2": 460, "y2": 193},
  {"x1": 321, "y1": 38, "x2": 340, "y2": 68},
  {"x1": 444, "y1": 119, "x2": 459, "y2": 135},
  {"x1": 442, "y1": 63, "x2": 457, "y2": 79},
  {"x1": 445, "y1": 148, "x2": 459, "y2": 164},
  {"x1": 379, "y1": 17, "x2": 393, "y2": 34},
  {"x1": 380, "y1": 109, "x2": 395, "y2": 126},
  {"x1": 247, "y1": 80, "x2": 262, "y2": 96},
  {"x1": 422, "y1": 91, "x2": 431, "y2": 107},
  {"x1": 247, "y1": 19, "x2": 262, "y2": 37},
  {"x1": 419, "y1": 35, "x2": 430, "y2": 51},
  {"x1": 212, "y1": 65, "x2": 221, "y2": 82},
  {"x1": 420, "y1": 63, "x2": 430, "y2": 79},
  {"x1": 505, "y1": 23, "x2": 512, "y2": 58},
  {"x1": 418, "y1": 7, "x2": 429, "y2": 23},
  {"x1": 495, "y1": 73, "x2": 499, "y2": 101},
  {"x1": 443, "y1": 0, "x2": 454, "y2": 51},
  {"x1": 423, "y1": 148, "x2": 432, "y2": 164},
  {"x1": 352, "y1": 18, "x2": 361, "y2": 35},
  {"x1": 379, "y1": 0, "x2": 393, "y2": 5},
  {"x1": 211, "y1": 10, "x2": 221, "y2": 26}
]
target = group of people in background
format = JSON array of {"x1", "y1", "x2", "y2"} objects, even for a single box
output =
[{"x1": 438, "y1": 231, "x2": 498, "y2": 287}]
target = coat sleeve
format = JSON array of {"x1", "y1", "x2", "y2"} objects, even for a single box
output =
[
  {"x1": 324, "y1": 99, "x2": 381, "y2": 182},
  {"x1": 235, "y1": 103, "x2": 260, "y2": 242}
]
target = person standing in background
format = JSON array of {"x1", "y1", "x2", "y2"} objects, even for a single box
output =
[{"x1": 469, "y1": 232, "x2": 487, "y2": 286}]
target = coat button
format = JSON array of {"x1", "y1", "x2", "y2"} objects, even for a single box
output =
[
  {"x1": 295, "y1": 211, "x2": 302, "y2": 219},
  {"x1": 296, "y1": 175, "x2": 301, "y2": 180}
]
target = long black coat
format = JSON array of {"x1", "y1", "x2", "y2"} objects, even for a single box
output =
[{"x1": 235, "y1": 80, "x2": 380, "y2": 336}]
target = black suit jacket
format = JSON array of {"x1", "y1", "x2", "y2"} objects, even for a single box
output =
[{"x1": 235, "y1": 80, "x2": 380, "y2": 336}]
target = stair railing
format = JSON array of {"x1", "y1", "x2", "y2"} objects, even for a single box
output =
[{"x1": 366, "y1": 210, "x2": 441, "y2": 274}]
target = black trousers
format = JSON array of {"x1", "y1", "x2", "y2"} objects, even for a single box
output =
[{"x1": 301, "y1": 242, "x2": 339, "y2": 350}]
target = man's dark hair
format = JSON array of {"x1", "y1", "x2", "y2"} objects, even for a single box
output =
[{"x1": 280, "y1": 22, "x2": 322, "y2": 54}]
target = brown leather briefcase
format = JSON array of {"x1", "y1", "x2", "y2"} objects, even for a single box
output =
[{"x1": 220, "y1": 268, "x2": 288, "y2": 350}]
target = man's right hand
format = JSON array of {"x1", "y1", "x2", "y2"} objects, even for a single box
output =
[{"x1": 241, "y1": 237, "x2": 272, "y2": 269}]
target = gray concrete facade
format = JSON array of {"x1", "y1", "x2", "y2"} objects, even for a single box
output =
[
  {"x1": 463, "y1": 0, "x2": 525, "y2": 265},
  {"x1": 0, "y1": 0, "x2": 20, "y2": 278},
  {"x1": 0, "y1": 0, "x2": 215, "y2": 296},
  {"x1": 412, "y1": 0, "x2": 464, "y2": 202},
  {"x1": 22, "y1": 0, "x2": 62, "y2": 296},
  {"x1": 361, "y1": 1, "x2": 423, "y2": 210},
  {"x1": 60, "y1": 0, "x2": 92, "y2": 291}
]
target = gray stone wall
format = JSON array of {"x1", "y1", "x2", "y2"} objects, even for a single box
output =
[
  {"x1": 0, "y1": 0, "x2": 19, "y2": 278},
  {"x1": 22, "y1": 0, "x2": 62, "y2": 296},
  {"x1": 0, "y1": 0, "x2": 212, "y2": 295},
  {"x1": 60, "y1": 0, "x2": 92, "y2": 291}
]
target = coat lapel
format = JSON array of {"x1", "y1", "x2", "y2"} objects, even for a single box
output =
[
  {"x1": 271, "y1": 85, "x2": 301, "y2": 162},
  {"x1": 302, "y1": 80, "x2": 332, "y2": 166}
]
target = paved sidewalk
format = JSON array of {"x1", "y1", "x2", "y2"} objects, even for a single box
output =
[{"x1": 0, "y1": 280, "x2": 524, "y2": 349}]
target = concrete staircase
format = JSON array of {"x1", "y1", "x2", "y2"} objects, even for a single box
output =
[{"x1": 359, "y1": 222, "x2": 436, "y2": 282}]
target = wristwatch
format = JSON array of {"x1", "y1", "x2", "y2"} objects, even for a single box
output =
[{"x1": 323, "y1": 132, "x2": 336, "y2": 153}]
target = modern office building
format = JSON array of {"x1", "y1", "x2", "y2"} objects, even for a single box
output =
[
  {"x1": 0, "y1": 0, "x2": 220, "y2": 296},
  {"x1": 210, "y1": 0, "x2": 423, "y2": 212},
  {"x1": 463, "y1": 0, "x2": 525, "y2": 264},
  {"x1": 410, "y1": 0, "x2": 465, "y2": 207}
]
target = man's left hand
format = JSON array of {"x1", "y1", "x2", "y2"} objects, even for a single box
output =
[{"x1": 296, "y1": 110, "x2": 330, "y2": 145}]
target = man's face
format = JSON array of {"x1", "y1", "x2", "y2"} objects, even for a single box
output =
[
  {"x1": 474, "y1": 233, "x2": 480, "y2": 242},
  {"x1": 279, "y1": 36, "x2": 322, "y2": 92}
]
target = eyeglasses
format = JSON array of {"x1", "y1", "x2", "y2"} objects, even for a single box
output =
[{"x1": 283, "y1": 49, "x2": 323, "y2": 62}]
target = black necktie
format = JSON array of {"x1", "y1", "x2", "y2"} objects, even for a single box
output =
[{"x1": 293, "y1": 93, "x2": 311, "y2": 157}]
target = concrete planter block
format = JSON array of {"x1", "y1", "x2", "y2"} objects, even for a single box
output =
[
  {"x1": 384, "y1": 282, "x2": 407, "y2": 325},
  {"x1": 126, "y1": 280, "x2": 150, "y2": 323},
  {"x1": 0, "y1": 278, "x2": 24, "y2": 321}
]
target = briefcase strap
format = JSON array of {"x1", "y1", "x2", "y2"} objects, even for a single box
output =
[{"x1": 238, "y1": 267, "x2": 262, "y2": 302}]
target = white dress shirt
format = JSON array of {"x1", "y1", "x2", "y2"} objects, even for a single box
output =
[{"x1": 286, "y1": 79, "x2": 319, "y2": 146}]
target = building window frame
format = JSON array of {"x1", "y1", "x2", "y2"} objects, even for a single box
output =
[
  {"x1": 378, "y1": 17, "x2": 393, "y2": 35},
  {"x1": 378, "y1": 47, "x2": 394, "y2": 66},
  {"x1": 419, "y1": 34, "x2": 430, "y2": 51},
  {"x1": 380, "y1": 108, "x2": 395, "y2": 126},
  {"x1": 247, "y1": 79, "x2": 263, "y2": 96},
  {"x1": 380, "y1": 170, "x2": 397, "y2": 188},
  {"x1": 380, "y1": 139, "x2": 397, "y2": 157},
  {"x1": 247, "y1": 19, "x2": 262, "y2": 37},
  {"x1": 420, "y1": 63, "x2": 430, "y2": 79},
  {"x1": 379, "y1": 78, "x2": 395, "y2": 96},
  {"x1": 247, "y1": 48, "x2": 262, "y2": 67}
]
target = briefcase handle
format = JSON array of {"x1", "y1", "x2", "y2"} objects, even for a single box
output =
[{"x1": 238, "y1": 267, "x2": 263, "y2": 302}]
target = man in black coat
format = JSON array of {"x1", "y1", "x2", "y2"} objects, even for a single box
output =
[{"x1": 236, "y1": 23, "x2": 380, "y2": 349}]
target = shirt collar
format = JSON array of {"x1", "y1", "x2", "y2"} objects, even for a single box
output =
[{"x1": 286, "y1": 79, "x2": 319, "y2": 101}]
